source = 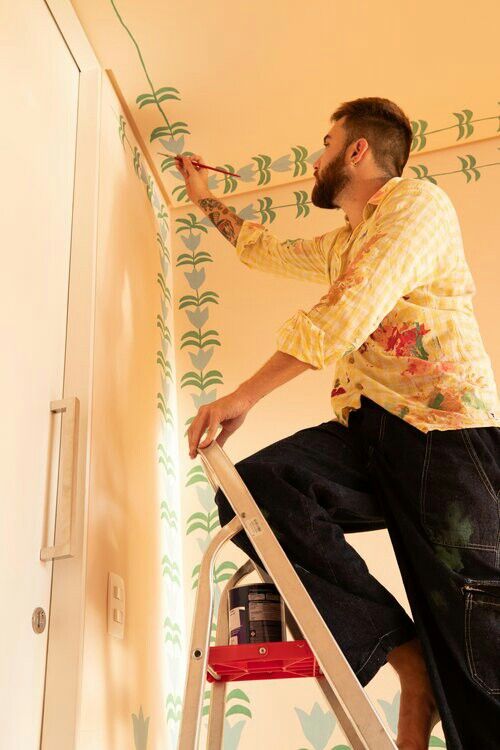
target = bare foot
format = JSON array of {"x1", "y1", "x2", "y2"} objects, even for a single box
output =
[{"x1": 387, "y1": 637, "x2": 441, "y2": 749}]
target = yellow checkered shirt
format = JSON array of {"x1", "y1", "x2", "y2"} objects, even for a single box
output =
[{"x1": 235, "y1": 176, "x2": 500, "y2": 432}]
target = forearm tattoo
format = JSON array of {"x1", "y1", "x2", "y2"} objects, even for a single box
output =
[{"x1": 197, "y1": 197, "x2": 243, "y2": 246}]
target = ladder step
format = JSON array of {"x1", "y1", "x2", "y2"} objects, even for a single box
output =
[{"x1": 207, "y1": 639, "x2": 324, "y2": 682}]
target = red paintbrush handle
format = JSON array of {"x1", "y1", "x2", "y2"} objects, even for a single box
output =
[{"x1": 174, "y1": 155, "x2": 241, "y2": 178}]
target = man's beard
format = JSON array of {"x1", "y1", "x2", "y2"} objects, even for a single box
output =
[{"x1": 311, "y1": 152, "x2": 351, "y2": 210}]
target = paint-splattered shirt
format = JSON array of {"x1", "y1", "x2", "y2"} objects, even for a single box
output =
[{"x1": 235, "y1": 176, "x2": 500, "y2": 432}]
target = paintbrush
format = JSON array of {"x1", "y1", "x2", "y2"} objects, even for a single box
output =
[{"x1": 167, "y1": 153, "x2": 241, "y2": 178}]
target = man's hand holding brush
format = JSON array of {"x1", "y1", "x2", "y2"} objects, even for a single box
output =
[
  {"x1": 175, "y1": 154, "x2": 246, "y2": 247},
  {"x1": 174, "y1": 154, "x2": 213, "y2": 204},
  {"x1": 175, "y1": 153, "x2": 241, "y2": 201}
]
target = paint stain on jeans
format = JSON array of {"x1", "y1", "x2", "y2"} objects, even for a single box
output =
[
  {"x1": 432, "y1": 543, "x2": 465, "y2": 573},
  {"x1": 427, "y1": 502, "x2": 473, "y2": 548}
]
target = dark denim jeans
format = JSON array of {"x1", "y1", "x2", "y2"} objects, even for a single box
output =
[{"x1": 214, "y1": 394, "x2": 500, "y2": 749}]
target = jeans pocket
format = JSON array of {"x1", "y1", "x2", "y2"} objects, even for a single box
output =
[
  {"x1": 461, "y1": 579, "x2": 500, "y2": 694},
  {"x1": 419, "y1": 428, "x2": 500, "y2": 550}
]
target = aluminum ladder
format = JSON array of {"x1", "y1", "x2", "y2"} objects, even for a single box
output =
[{"x1": 177, "y1": 440, "x2": 397, "y2": 749}]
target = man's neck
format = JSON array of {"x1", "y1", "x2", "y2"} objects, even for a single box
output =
[{"x1": 343, "y1": 176, "x2": 390, "y2": 232}]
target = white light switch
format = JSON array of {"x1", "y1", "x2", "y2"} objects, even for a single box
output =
[{"x1": 108, "y1": 573, "x2": 125, "y2": 638}]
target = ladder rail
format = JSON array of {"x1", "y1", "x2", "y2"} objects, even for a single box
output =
[
  {"x1": 178, "y1": 442, "x2": 397, "y2": 750},
  {"x1": 206, "y1": 560, "x2": 256, "y2": 749},
  {"x1": 178, "y1": 516, "x2": 243, "y2": 750},
  {"x1": 281, "y1": 599, "x2": 371, "y2": 750}
]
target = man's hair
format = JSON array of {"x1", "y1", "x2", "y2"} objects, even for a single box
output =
[{"x1": 331, "y1": 97, "x2": 413, "y2": 178}]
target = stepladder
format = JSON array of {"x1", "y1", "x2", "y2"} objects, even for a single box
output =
[{"x1": 178, "y1": 440, "x2": 398, "y2": 750}]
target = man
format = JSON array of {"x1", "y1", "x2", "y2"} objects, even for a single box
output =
[{"x1": 176, "y1": 97, "x2": 500, "y2": 750}]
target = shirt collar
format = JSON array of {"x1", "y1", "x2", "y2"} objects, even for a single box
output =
[{"x1": 343, "y1": 176, "x2": 403, "y2": 228}]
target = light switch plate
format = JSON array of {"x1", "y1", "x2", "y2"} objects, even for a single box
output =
[{"x1": 107, "y1": 572, "x2": 125, "y2": 638}]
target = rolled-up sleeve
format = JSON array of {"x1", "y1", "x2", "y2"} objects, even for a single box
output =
[
  {"x1": 276, "y1": 183, "x2": 447, "y2": 370},
  {"x1": 236, "y1": 219, "x2": 341, "y2": 284}
]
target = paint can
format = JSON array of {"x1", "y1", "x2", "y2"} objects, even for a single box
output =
[{"x1": 228, "y1": 583, "x2": 286, "y2": 645}]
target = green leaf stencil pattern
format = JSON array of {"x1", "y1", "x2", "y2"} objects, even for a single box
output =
[{"x1": 110, "y1": 0, "x2": 499, "y2": 205}]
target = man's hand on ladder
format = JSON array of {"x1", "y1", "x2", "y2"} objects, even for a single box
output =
[{"x1": 188, "y1": 390, "x2": 254, "y2": 458}]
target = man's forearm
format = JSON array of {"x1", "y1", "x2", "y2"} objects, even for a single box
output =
[
  {"x1": 195, "y1": 191, "x2": 243, "y2": 246},
  {"x1": 236, "y1": 350, "x2": 315, "y2": 407},
  {"x1": 193, "y1": 192, "x2": 316, "y2": 401}
]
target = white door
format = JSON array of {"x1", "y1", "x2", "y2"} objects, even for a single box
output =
[{"x1": 0, "y1": 0, "x2": 80, "y2": 745}]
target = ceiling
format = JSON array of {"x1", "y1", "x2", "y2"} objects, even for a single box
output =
[{"x1": 70, "y1": 0, "x2": 500, "y2": 207}]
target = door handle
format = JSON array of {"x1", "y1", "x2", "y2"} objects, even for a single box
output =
[{"x1": 40, "y1": 396, "x2": 80, "y2": 561}]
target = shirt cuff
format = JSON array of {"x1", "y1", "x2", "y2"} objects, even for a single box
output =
[
  {"x1": 235, "y1": 219, "x2": 267, "y2": 263},
  {"x1": 276, "y1": 310, "x2": 327, "y2": 370}
]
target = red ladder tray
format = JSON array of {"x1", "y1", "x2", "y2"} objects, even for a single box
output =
[{"x1": 206, "y1": 639, "x2": 324, "y2": 683}]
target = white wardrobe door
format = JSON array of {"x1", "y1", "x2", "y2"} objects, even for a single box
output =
[{"x1": 0, "y1": 0, "x2": 79, "y2": 744}]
